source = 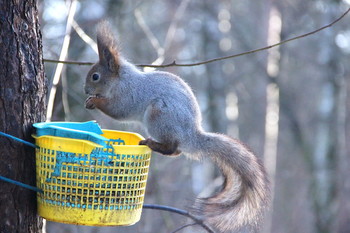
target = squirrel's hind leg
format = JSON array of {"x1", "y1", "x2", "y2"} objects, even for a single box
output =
[{"x1": 139, "y1": 138, "x2": 181, "y2": 156}]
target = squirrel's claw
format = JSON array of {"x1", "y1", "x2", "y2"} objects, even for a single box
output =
[{"x1": 85, "y1": 96, "x2": 96, "y2": 109}]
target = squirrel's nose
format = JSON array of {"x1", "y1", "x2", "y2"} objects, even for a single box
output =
[{"x1": 84, "y1": 86, "x2": 91, "y2": 95}]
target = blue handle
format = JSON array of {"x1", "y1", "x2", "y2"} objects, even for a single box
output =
[
  {"x1": 33, "y1": 121, "x2": 103, "y2": 134},
  {"x1": 33, "y1": 121, "x2": 107, "y2": 146}
]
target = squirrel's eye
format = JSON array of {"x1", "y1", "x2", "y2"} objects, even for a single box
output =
[{"x1": 92, "y1": 73, "x2": 100, "y2": 82}]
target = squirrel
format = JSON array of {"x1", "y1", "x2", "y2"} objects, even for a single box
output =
[{"x1": 84, "y1": 22, "x2": 270, "y2": 232}]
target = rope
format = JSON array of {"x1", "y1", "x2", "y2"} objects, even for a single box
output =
[
  {"x1": 0, "y1": 175, "x2": 43, "y2": 193},
  {"x1": 0, "y1": 131, "x2": 42, "y2": 193},
  {"x1": 0, "y1": 131, "x2": 37, "y2": 148}
]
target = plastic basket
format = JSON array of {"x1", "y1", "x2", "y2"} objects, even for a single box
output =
[{"x1": 33, "y1": 129, "x2": 152, "y2": 226}]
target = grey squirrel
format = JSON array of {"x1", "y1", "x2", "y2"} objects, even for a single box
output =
[{"x1": 84, "y1": 22, "x2": 270, "y2": 232}]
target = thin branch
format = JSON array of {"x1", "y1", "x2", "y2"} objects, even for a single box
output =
[
  {"x1": 143, "y1": 204, "x2": 216, "y2": 233},
  {"x1": 72, "y1": 19, "x2": 98, "y2": 54},
  {"x1": 134, "y1": 0, "x2": 189, "y2": 70},
  {"x1": 46, "y1": 0, "x2": 77, "y2": 122},
  {"x1": 171, "y1": 223, "x2": 198, "y2": 233},
  {"x1": 44, "y1": 59, "x2": 94, "y2": 66},
  {"x1": 61, "y1": 66, "x2": 71, "y2": 121},
  {"x1": 138, "y1": 6, "x2": 350, "y2": 68},
  {"x1": 43, "y1": 7, "x2": 350, "y2": 69},
  {"x1": 163, "y1": 0, "x2": 190, "y2": 51},
  {"x1": 134, "y1": 8, "x2": 164, "y2": 58},
  {"x1": 134, "y1": 8, "x2": 165, "y2": 69}
]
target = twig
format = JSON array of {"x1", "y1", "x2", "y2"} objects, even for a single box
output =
[
  {"x1": 138, "y1": 6, "x2": 350, "y2": 68},
  {"x1": 134, "y1": 0, "x2": 189, "y2": 69},
  {"x1": 163, "y1": 0, "x2": 190, "y2": 51},
  {"x1": 43, "y1": 7, "x2": 350, "y2": 69},
  {"x1": 134, "y1": 8, "x2": 164, "y2": 59},
  {"x1": 171, "y1": 223, "x2": 198, "y2": 233},
  {"x1": 44, "y1": 59, "x2": 94, "y2": 66},
  {"x1": 72, "y1": 19, "x2": 98, "y2": 54},
  {"x1": 143, "y1": 204, "x2": 216, "y2": 233},
  {"x1": 61, "y1": 67, "x2": 70, "y2": 121},
  {"x1": 46, "y1": 0, "x2": 77, "y2": 122}
]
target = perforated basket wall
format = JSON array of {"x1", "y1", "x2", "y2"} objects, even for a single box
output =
[{"x1": 33, "y1": 130, "x2": 151, "y2": 226}]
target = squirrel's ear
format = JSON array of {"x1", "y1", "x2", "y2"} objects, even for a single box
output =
[{"x1": 96, "y1": 22, "x2": 120, "y2": 74}]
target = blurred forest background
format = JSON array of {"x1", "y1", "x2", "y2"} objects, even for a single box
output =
[{"x1": 39, "y1": 0, "x2": 350, "y2": 232}]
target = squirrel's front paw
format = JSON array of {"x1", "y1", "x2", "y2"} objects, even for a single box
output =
[{"x1": 85, "y1": 96, "x2": 96, "y2": 109}]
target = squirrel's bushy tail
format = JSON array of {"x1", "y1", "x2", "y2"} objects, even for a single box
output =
[{"x1": 193, "y1": 132, "x2": 270, "y2": 232}]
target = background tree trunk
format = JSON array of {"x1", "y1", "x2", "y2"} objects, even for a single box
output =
[{"x1": 0, "y1": 0, "x2": 46, "y2": 232}]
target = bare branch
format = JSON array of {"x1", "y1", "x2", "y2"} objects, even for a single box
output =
[
  {"x1": 44, "y1": 58, "x2": 94, "y2": 66},
  {"x1": 171, "y1": 223, "x2": 198, "y2": 233},
  {"x1": 137, "y1": 6, "x2": 350, "y2": 68},
  {"x1": 134, "y1": 0, "x2": 189, "y2": 70},
  {"x1": 43, "y1": 7, "x2": 350, "y2": 69},
  {"x1": 46, "y1": 0, "x2": 77, "y2": 122},
  {"x1": 143, "y1": 204, "x2": 216, "y2": 233},
  {"x1": 134, "y1": 8, "x2": 164, "y2": 60},
  {"x1": 72, "y1": 19, "x2": 98, "y2": 54},
  {"x1": 163, "y1": 0, "x2": 190, "y2": 51}
]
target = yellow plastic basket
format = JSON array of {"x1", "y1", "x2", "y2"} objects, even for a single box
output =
[{"x1": 33, "y1": 129, "x2": 151, "y2": 226}]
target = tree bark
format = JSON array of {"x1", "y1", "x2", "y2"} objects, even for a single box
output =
[{"x1": 0, "y1": 0, "x2": 46, "y2": 232}]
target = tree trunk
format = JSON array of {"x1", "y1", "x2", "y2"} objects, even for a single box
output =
[{"x1": 0, "y1": 0, "x2": 46, "y2": 232}]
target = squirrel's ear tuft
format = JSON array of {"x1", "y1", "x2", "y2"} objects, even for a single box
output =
[{"x1": 96, "y1": 21, "x2": 120, "y2": 74}]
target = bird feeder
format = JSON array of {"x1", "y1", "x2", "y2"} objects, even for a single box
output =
[{"x1": 32, "y1": 121, "x2": 151, "y2": 226}]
